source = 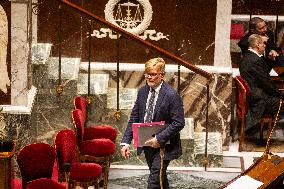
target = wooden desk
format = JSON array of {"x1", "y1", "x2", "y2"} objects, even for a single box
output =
[
  {"x1": 273, "y1": 67, "x2": 284, "y2": 76},
  {"x1": 271, "y1": 76, "x2": 284, "y2": 90},
  {"x1": 219, "y1": 155, "x2": 284, "y2": 189},
  {"x1": 272, "y1": 67, "x2": 284, "y2": 90}
]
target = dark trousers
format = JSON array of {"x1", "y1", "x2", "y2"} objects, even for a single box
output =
[{"x1": 144, "y1": 147, "x2": 170, "y2": 189}]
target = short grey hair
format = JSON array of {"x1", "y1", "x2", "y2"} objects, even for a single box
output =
[{"x1": 248, "y1": 34, "x2": 263, "y2": 48}]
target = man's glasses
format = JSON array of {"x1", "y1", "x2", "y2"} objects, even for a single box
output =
[{"x1": 144, "y1": 73, "x2": 162, "y2": 78}]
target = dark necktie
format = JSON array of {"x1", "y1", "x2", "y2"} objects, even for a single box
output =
[
  {"x1": 145, "y1": 88, "x2": 156, "y2": 123},
  {"x1": 138, "y1": 88, "x2": 155, "y2": 155}
]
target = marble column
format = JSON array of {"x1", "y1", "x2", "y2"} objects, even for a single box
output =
[
  {"x1": 10, "y1": 0, "x2": 37, "y2": 106},
  {"x1": 214, "y1": 0, "x2": 232, "y2": 67},
  {"x1": 11, "y1": 0, "x2": 28, "y2": 105}
]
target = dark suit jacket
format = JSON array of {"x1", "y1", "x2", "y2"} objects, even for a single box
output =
[
  {"x1": 238, "y1": 30, "x2": 277, "y2": 56},
  {"x1": 121, "y1": 82, "x2": 185, "y2": 160},
  {"x1": 239, "y1": 50, "x2": 281, "y2": 128},
  {"x1": 238, "y1": 30, "x2": 284, "y2": 71}
]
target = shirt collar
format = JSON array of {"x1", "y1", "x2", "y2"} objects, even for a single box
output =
[
  {"x1": 248, "y1": 48, "x2": 263, "y2": 57},
  {"x1": 151, "y1": 81, "x2": 163, "y2": 93}
]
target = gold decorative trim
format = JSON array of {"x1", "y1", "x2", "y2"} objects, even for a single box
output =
[
  {"x1": 114, "y1": 110, "x2": 121, "y2": 121},
  {"x1": 86, "y1": 96, "x2": 94, "y2": 104},
  {"x1": 55, "y1": 84, "x2": 64, "y2": 95},
  {"x1": 203, "y1": 156, "x2": 208, "y2": 166}
]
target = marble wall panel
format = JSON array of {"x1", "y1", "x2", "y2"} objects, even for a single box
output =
[
  {"x1": 194, "y1": 132, "x2": 223, "y2": 156},
  {"x1": 0, "y1": 113, "x2": 33, "y2": 151},
  {"x1": 77, "y1": 73, "x2": 110, "y2": 95},
  {"x1": 179, "y1": 73, "x2": 232, "y2": 146},
  {"x1": 32, "y1": 43, "x2": 52, "y2": 65},
  {"x1": 180, "y1": 118, "x2": 194, "y2": 140},
  {"x1": 48, "y1": 57, "x2": 80, "y2": 80},
  {"x1": 0, "y1": 111, "x2": 34, "y2": 178},
  {"x1": 107, "y1": 88, "x2": 138, "y2": 110}
]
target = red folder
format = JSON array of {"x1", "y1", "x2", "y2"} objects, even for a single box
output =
[{"x1": 132, "y1": 121, "x2": 166, "y2": 149}]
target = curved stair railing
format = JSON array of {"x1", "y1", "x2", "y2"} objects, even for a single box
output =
[{"x1": 55, "y1": 0, "x2": 213, "y2": 169}]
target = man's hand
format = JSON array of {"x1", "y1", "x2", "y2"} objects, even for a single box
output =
[
  {"x1": 269, "y1": 50, "x2": 279, "y2": 60},
  {"x1": 121, "y1": 145, "x2": 130, "y2": 159},
  {"x1": 145, "y1": 137, "x2": 161, "y2": 148}
]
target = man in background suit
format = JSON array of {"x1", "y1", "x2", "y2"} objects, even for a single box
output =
[
  {"x1": 239, "y1": 34, "x2": 282, "y2": 131},
  {"x1": 120, "y1": 57, "x2": 185, "y2": 189},
  {"x1": 238, "y1": 17, "x2": 278, "y2": 58},
  {"x1": 238, "y1": 17, "x2": 284, "y2": 71}
]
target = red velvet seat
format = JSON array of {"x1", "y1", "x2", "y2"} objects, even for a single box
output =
[
  {"x1": 26, "y1": 178, "x2": 65, "y2": 189},
  {"x1": 72, "y1": 109, "x2": 116, "y2": 189},
  {"x1": 17, "y1": 143, "x2": 64, "y2": 189},
  {"x1": 235, "y1": 76, "x2": 273, "y2": 151},
  {"x1": 230, "y1": 23, "x2": 245, "y2": 40},
  {"x1": 73, "y1": 96, "x2": 117, "y2": 141},
  {"x1": 55, "y1": 129, "x2": 102, "y2": 189}
]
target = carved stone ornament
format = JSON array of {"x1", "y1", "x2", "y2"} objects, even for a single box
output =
[{"x1": 104, "y1": 0, "x2": 153, "y2": 35}]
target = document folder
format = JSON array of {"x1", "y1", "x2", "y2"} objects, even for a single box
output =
[{"x1": 132, "y1": 121, "x2": 166, "y2": 148}]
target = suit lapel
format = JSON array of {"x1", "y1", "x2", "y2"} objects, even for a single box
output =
[
  {"x1": 153, "y1": 82, "x2": 166, "y2": 119},
  {"x1": 141, "y1": 86, "x2": 150, "y2": 119}
]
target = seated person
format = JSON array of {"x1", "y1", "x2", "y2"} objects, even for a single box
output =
[
  {"x1": 239, "y1": 34, "x2": 283, "y2": 131},
  {"x1": 238, "y1": 17, "x2": 278, "y2": 57},
  {"x1": 238, "y1": 17, "x2": 284, "y2": 71}
]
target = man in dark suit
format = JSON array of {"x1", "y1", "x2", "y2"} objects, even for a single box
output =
[
  {"x1": 120, "y1": 57, "x2": 185, "y2": 189},
  {"x1": 238, "y1": 17, "x2": 278, "y2": 57},
  {"x1": 238, "y1": 17, "x2": 284, "y2": 71},
  {"x1": 239, "y1": 34, "x2": 282, "y2": 130}
]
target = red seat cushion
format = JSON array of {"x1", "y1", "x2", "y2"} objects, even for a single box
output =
[
  {"x1": 74, "y1": 96, "x2": 88, "y2": 121},
  {"x1": 70, "y1": 162, "x2": 102, "y2": 181},
  {"x1": 230, "y1": 23, "x2": 245, "y2": 40},
  {"x1": 26, "y1": 178, "x2": 65, "y2": 189},
  {"x1": 17, "y1": 143, "x2": 56, "y2": 188},
  {"x1": 55, "y1": 129, "x2": 78, "y2": 166},
  {"x1": 80, "y1": 138, "x2": 116, "y2": 156},
  {"x1": 84, "y1": 125, "x2": 117, "y2": 141},
  {"x1": 72, "y1": 109, "x2": 85, "y2": 145},
  {"x1": 55, "y1": 129, "x2": 103, "y2": 183},
  {"x1": 74, "y1": 98, "x2": 117, "y2": 142}
]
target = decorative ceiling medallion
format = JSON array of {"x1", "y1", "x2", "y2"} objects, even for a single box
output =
[{"x1": 104, "y1": 0, "x2": 153, "y2": 35}]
